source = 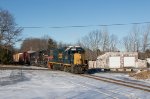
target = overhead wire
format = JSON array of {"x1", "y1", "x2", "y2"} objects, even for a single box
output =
[
  {"x1": 24, "y1": 21, "x2": 150, "y2": 29},
  {"x1": 48, "y1": 21, "x2": 150, "y2": 28},
  {"x1": 1, "y1": 21, "x2": 150, "y2": 29}
]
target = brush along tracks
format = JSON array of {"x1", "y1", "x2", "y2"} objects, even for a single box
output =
[{"x1": 80, "y1": 74, "x2": 150, "y2": 92}]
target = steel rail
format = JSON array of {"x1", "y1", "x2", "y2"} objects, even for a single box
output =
[
  {"x1": 93, "y1": 75, "x2": 150, "y2": 88},
  {"x1": 0, "y1": 66, "x2": 49, "y2": 70},
  {"x1": 80, "y1": 74, "x2": 150, "y2": 92}
]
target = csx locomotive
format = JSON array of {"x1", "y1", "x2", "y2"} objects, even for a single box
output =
[
  {"x1": 13, "y1": 46, "x2": 88, "y2": 73},
  {"x1": 47, "y1": 46, "x2": 88, "y2": 73}
]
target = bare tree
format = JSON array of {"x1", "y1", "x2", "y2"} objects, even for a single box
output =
[
  {"x1": 78, "y1": 28, "x2": 117, "y2": 60},
  {"x1": 79, "y1": 36, "x2": 90, "y2": 49},
  {"x1": 101, "y1": 28, "x2": 110, "y2": 52},
  {"x1": 123, "y1": 25, "x2": 141, "y2": 52},
  {"x1": 88, "y1": 30, "x2": 102, "y2": 51},
  {"x1": 131, "y1": 25, "x2": 141, "y2": 51},
  {"x1": 78, "y1": 30, "x2": 102, "y2": 50},
  {"x1": 141, "y1": 25, "x2": 150, "y2": 52},
  {"x1": 0, "y1": 9, "x2": 22, "y2": 48},
  {"x1": 123, "y1": 36, "x2": 130, "y2": 52},
  {"x1": 109, "y1": 34, "x2": 118, "y2": 51},
  {"x1": 77, "y1": 30, "x2": 102, "y2": 60}
]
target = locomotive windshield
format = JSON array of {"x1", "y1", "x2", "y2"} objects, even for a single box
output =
[
  {"x1": 71, "y1": 50, "x2": 83, "y2": 54},
  {"x1": 65, "y1": 46, "x2": 84, "y2": 54}
]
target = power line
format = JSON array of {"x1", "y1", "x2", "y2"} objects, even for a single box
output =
[
  {"x1": 29, "y1": 21, "x2": 150, "y2": 28},
  {"x1": 1, "y1": 21, "x2": 150, "y2": 29},
  {"x1": 21, "y1": 27, "x2": 43, "y2": 28}
]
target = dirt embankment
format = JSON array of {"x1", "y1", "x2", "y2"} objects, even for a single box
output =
[{"x1": 129, "y1": 70, "x2": 150, "y2": 80}]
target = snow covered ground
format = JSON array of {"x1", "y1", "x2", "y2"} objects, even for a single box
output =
[{"x1": 0, "y1": 70, "x2": 150, "y2": 99}]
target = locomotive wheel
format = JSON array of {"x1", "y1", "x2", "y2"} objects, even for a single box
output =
[
  {"x1": 79, "y1": 67, "x2": 83, "y2": 74},
  {"x1": 67, "y1": 66, "x2": 71, "y2": 72},
  {"x1": 60, "y1": 64, "x2": 64, "y2": 71},
  {"x1": 64, "y1": 66, "x2": 67, "y2": 72},
  {"x1": 75, "y1": 66, "x2": 79, "y2": 74},
  {"x1": 53, "y1": 64, "x2": 58, "y2": 70},
  {"x1": 71, "y1": 65, "x2": 83, "y2": 74},
  {"x1": 76, "y1": 66, "x2": 83, "y2": 74},
  {"x1": 48, "y1": 63, "x2": 53, "y2": 69},
  {"x1": 71, "y1": 65, "x2": 75, "y2": 73},
  {"x1": 64, "y1": 66, "x2": 71, "y2": 72}
]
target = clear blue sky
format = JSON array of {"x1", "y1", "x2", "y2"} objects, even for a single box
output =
[{"x1": 0, "y1": 0, "x2": 150, "y2": 48}]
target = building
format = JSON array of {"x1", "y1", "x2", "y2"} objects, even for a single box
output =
[{"x1": 89, "y1": 52, "x2": 147, "y2": 69}]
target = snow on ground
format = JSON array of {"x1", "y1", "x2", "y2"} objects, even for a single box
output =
[{"x1": 0, "y1": 70, "x2": 150, "y2": 99}]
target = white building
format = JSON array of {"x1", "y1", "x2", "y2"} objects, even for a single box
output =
[{"x1": 88, "y1": 52, "x2": 147, "y2": 69}]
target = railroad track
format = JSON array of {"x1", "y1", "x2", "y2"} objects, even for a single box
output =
[
  {"x1": 0, "y1": 66, "x2": 49, "y2": 70},
  {"x1": 80, "y1": 74, "x2": 150, "y2": 92}
]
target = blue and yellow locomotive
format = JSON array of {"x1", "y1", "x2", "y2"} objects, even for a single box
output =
[{"x1": 47, "y1": 46, "x2": 88, "y2": 73}]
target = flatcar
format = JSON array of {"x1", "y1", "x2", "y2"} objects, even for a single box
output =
[{"x1": 47, "y1": 46, "x2": 88, "y2": 73}]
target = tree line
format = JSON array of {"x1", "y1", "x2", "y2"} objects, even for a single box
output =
[
  {"x1": 77, "y1": 25, "x2": 150, "y2": 60},
  {"x1": 20, "y1": 35, "x2": 71, "y2": 52}
]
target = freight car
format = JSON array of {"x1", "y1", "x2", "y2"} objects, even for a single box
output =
[
  {"x1": 13, "y1": 50, "x2": 48, "y2": 66},
  {"x1": 47, "y1": 46, "x2": 88, "y2": 73},
  {"x1": 13, "y1": 51, "x2": 32, "y2": 65},
  {"x1": 29, "y1": 49, "x2": 48, "y2": 67}
]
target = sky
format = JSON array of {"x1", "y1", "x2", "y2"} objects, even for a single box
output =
[{"x1": 0, "y1": 0, "x2": 150, "y2": 48}]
